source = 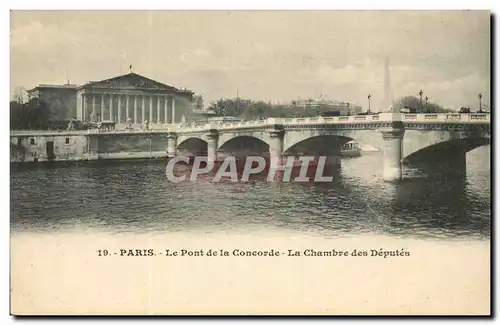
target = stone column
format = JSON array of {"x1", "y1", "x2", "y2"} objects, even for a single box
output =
[
  {"x1": 82, "y1": 93, "x2": 86, "y2": 122},
  {"x1": 157, "y1": 96, "x2": 161, "y2": 123},
  {"x1": 380, "y1": 124, "x2": 405, "y2": 181},
  {"x1": 172, "y1": 96, "x2": 176, "y2": 123},
  {"x1": 92, "y1": 95, "x2": 96, "y2": 122},
  {"x1": 166, "y1": 134, "x2": 177, "y2": 158},
  {"x1": 206, "y1": 130, "x2": 219, "y2": 164},
  {"x1": 134, "y1": 96, "x2": 138, "y2": 123},
  {"x1": 167, "y1": 96, "x2": 168, "y2": 124},
  {"x1": 109, "y1": 93, "x2": 114, "y2": 122},
  {"x1": 149, "y1": 96, "x2": 154, "y2": 123},
  {"x1": 268, "y1": 129, "x2": 285, "y2": 169},
  {"x1": 117, "y1": 95, "x2": 122, "y2": 123},
  {"x1": 142, "y1": 96, "x2": 146, "y2": 123},
  {"x1": 126, "y1": 95, "x2": 130, "y2": 120},
  {"x1": 100, "y1": 94, "x2": 104, "y2": 122}
]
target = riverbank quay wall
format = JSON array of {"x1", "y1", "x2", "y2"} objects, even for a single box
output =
[{"x1": 10, "y1": 130, "x2": 172, "y2": 163}]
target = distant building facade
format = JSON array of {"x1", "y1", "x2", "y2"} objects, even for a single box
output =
[
  {"x1": 27, "y1": 72, "x2": 198, "y2": 124},
  {"x1": 291, "y1": 99, "x2": 363, "y2": 115},
  {"x1": 26, "y1": 84, "x2": 78, "y2": 121}
]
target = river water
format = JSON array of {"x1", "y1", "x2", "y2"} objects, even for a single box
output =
[
  {"x1": 10, "y1": 147, "x2": 491, "y2": 315},
  {"x1": 10, "y1": 146, "x2": 491, "y2": 239}
]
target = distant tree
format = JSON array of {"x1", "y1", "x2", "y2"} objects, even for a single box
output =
[
  {"x1": 241, "y1": 101, "x2": 269, "y2": 120},
  {"x1": 207, "y1": 98, "x2": 253, "y2": 117},
  {"x1": 12, "y1": 87, "x2": 27, "y2": 104},
  {"x1": 206, "y1": 97, "x2": 367, "y2": 119},
  {"x1": 193, "y1": 95, "x2": 204, "y2": 110},
  {"x1": 392, "y1": 95, "x2": 454, "y2": 113},
  {"x1": 10, "y1": 98, "x2": 51, "y2": 130},
  {"x1": 10, "y1": 101, "x2": 24, "y2": 129}
]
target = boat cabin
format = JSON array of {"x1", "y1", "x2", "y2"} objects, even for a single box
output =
[{"x1": 341, "y1": 141, "x2": 361, "y2": 151}]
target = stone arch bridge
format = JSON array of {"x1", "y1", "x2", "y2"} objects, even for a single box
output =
[
  {"x1": 170, "y1": 113, "x2": 490, "y2": 181},
  {"x1": 10, "y1": 112, "x2": 490, "y2": 182}
]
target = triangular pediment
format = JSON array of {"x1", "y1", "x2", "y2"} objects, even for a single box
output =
[{"x1": 82, "y1": 73, "x2": 178, "y2": 91}]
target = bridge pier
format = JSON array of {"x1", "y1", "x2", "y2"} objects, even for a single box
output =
[
  {"x1": 268, "y1": 129, "x2": 284, "y2": 169},
  {"x1": 166, "y1": 134, "x2": 177, "y2": 158},
  {"x1": 380, "y1": 125, "x2": 405, "y2": 182},
  {"x1": 206, "y1": 130, "x2": 219, "y2": 164}
]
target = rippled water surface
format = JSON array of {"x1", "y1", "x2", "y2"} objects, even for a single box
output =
[{"x1": 10, "y1": 147, "x2": 491, "y2": 239}]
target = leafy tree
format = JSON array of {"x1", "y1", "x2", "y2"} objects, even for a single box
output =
[
  {"x1": 193, "y1": 95, "x2": 204, "y2": 110},
  {"x1": 10, "y1": 101, "x2": 24, "y2": 129},
  {"x1": 207, "y1": 98, "x2": 255, "y2": 117},
  {"x1": 12, "y1": 87, "x2": 27, "y2": 104},
  {"x1": 241, "y1": 101, "x2": 269, "y2": 119},
  {"x1": 10, "y1": 98, "x2": 51, "y2": 130},
  {"x1": 392, "y1": 95, "x2": 454, "y2": 113},
  {"x1": 206, "y1": 97, "x2": 334, "y2": 119}
]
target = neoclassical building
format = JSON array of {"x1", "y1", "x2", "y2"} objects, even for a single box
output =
[
  {"x1": 77, "y1": 72, "x2": 194, "y2": 125},
  {"x1": 28, "y1": 72, "x2": 198, "y2": 126}
]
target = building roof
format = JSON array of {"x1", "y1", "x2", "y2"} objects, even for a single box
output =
[
  {"x1": 77, "y1": 72, "x2": 193, "y2": 94},
  {"x1": 27, "y1": 84, "x2": 78, "y2": 92},
  {"x1": 27, "y1": 72, "x2": 194, "y2": 95}
]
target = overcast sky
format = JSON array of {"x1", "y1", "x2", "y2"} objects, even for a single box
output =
[{"x1": 11, "y1": 10, "x2": 490, "y2": 110}]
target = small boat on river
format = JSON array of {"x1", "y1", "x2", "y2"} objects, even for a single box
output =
[{"x1": 340, "y1": 141, "x2": 362, "y2": 157}]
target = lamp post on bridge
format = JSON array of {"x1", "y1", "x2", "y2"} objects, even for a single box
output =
[
  {"x1": 418, "y1": 90, "x2": 424, "y2": 113},
  {"x1": 367, "y1": 94, "x2": 372, "y2": 114},
  {"x1": 478, "y1": 93, "x2": 483, "y2": 112},
  {"x1": 425, "y1": 96, "x2": 429, "y2": 113}
]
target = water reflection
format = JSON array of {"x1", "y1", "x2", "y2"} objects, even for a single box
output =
[{"x1": 10, "y1": 147, "x2": 491, "y2": 239}]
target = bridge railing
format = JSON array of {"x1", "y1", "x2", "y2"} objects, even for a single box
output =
[
  {"x1": 150, "y1": 112, "x2": 492, "y2": 133},
  {"x1": 175, "y1": 112, "x2": 490, "y2": 132},
  {"x1": 401, "y1": 113, "x2": 490, "y2": 123},
  {"x1": 266, "y1": 113, "x2": 392, "y2": 125},
  {"x1": 12, "y1": 113, "x2": 490, "y2": 137}
]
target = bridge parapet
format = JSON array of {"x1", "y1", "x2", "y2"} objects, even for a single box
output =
[
  {"x1": 401, "y1": 113, "x2": 490, "y2": 123},
  {"x1": 266, "y1": 113, "x2": 393, "y2": 125},
  {"x1": 10, "y1": 113, "x2": 490, "y2": 138},
  {"x1": 174, "y1": 113, "x2": 490, "y2": 133}
]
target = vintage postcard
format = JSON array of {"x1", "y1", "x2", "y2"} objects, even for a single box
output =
[{"x1": 10, "y1": 10, "x2": 491, "y2": 315}]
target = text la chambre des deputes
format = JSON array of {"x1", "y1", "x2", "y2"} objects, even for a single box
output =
[{"x1": 98, "y1": 248, "x2": 411, "y2": 258}]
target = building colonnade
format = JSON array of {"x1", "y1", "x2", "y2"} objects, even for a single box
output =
[{"x1": 81, "y1": 92, "x2": 176, "y2": 124}]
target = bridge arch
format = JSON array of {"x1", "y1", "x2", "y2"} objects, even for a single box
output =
[
  {"x1": 283, "y1": 134, "x2": 353, "y2": 155},
  {"x1": 177, "y1": 137, "x2": 208, "y2": 155},
  {"x1": 402, "y1": 137, "x2": 490, "y2": 165},
  {"x1": 218, "y1": 135, "x2": 269, "y2": 155},
  {"x1": 282, "y1": 129, "x2": 383, "y2": 154},
  {"x1": 402, "y1": 129, "x2": 490, "y2": 163},
  {"x1": 401, "y1": 133, "x2": 490, "y2": 178}
]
